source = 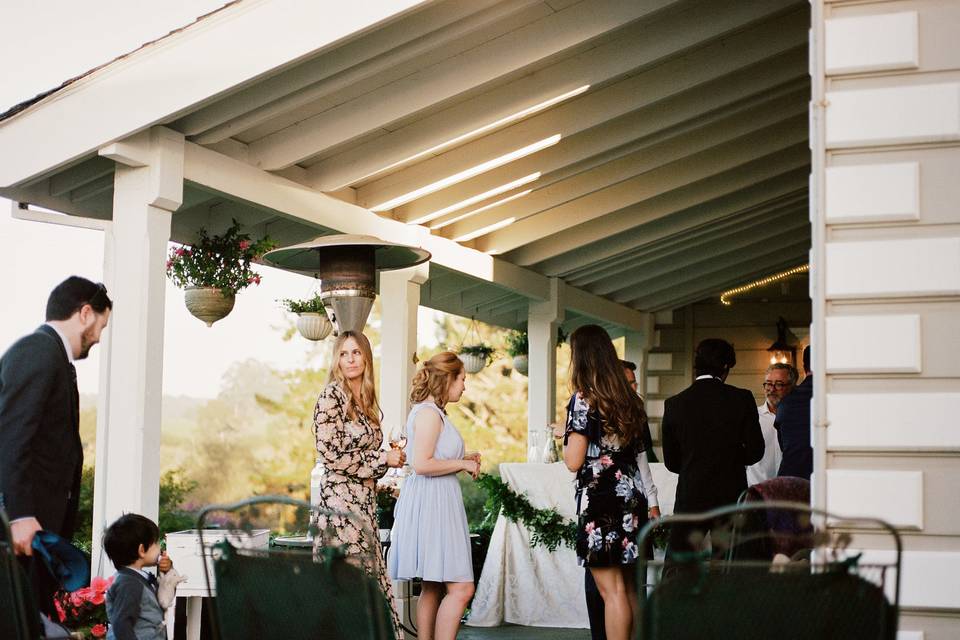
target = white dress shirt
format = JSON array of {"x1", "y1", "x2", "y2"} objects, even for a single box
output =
[
  {"x1": 746, "y1": 402, "x2": 782, "y2": 486},
  {"x1": 45, "y1": 322, "x2": 75, "y2": 363}
]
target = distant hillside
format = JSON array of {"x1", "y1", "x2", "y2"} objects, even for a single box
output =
[{"x1": 79, "y1": 393, "x2": 208, "y2": 420}]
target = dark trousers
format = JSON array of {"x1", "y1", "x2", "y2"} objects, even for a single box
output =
[{"x1": 584, "y1": 568, "x2": 606, "y2": 640}]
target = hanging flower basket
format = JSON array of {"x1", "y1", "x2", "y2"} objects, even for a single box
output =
[
  {"x1": 166, "y1": 219, "x2": 275, "y2": 327},
  {"x1": 184, "y1": 287, "x2": 235, "y2": 327},
  {"x1": 512, "y1": 354, "x2": 529, "y2": 376},
  {"x1": 458, "y1": 344, "x2": 496, "y2": 374},
  {"x1": 281, "y1": 294, "x2": 332, "y2": 341},
  {"x1": 296, "y1": 313, "x2": 332, "y2": 341}
]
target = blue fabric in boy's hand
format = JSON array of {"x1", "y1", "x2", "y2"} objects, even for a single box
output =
[{"x1": 31, "y1": 530, "x2": 90, "y2": 591}]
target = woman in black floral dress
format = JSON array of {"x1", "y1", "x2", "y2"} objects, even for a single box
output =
[{"x1": 563, "y1": 324, "x2": 659, "y2": 640}]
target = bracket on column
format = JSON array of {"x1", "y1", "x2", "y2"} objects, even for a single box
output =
[{"x1": 99, "y1": 127, "x2": 184, "y2": 211}]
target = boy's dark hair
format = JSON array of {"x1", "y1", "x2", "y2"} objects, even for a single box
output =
[
  {"x1": 802, "y1": 344, "x2": 811, "y2": 373},
  {"x1": 45, "y1": 276, "x2": 112, "y2": 321},
  {"x1": 694, "y1": 338, "x2": 737, "y2": 378},
  {"x1": 103, "y1": 514, "x2": 159, "y2": 570},
  {"x1": 620, "y1": 359, "x2": 637, "y2": 371}
]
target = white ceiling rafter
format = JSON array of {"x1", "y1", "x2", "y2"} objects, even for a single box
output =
[{"x1": 246, "y1": 0, "x2": 684, "y2": 171}]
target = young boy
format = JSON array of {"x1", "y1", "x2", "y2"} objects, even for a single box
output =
[{"x1": 103, "y1": 514, "x2": 175, "y2": 640}]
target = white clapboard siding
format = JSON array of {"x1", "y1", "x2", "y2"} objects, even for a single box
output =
[
  {"x1": 826, "y1": 83, "x2": 960, "y2": 148},
  {"x1": 825, "y1": 238, "x2": 960, "y2": 298},
  {"x1": 825, "y1": 315, "x2": 921, "y2": 373},
  {"x1": 827, "y1": 392, "x2": 960, "y2": 449},
  {"x1": 825, "y1": 12, "x2": 919, "y2": 75},
  {"x1": 857, "y1": 550, "x2": 960, "y2": 610},
  {"x1": 825, "y1": 162, "x2": 919, "y2": 224},
  {"x1": 647, "y1": 352, "x2": 673, "y2": 371},
  {"x1": 826, "y1": 469, "x2": 924, "y2": 528}
]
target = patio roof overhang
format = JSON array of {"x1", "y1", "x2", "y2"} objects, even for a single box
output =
[{"x1": 0, "y1": 0, "x2": 811, "y2": 333}]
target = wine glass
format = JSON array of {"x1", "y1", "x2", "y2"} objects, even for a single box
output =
[{"x1": 387, "y1": 429, "x2": 408, "y2": 478}]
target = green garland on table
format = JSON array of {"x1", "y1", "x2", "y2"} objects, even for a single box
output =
[{"x1": 476, "y1": 473, "x2": 577, "y2": 552}]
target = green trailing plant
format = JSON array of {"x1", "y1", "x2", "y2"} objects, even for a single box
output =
[
  {"x1": 475, "y1": 473, "x2": 576, "y2": 552},
  {"x1": 504, "y1": 330, "x2": 528, "y2": 358},
  {"x1": 280, "y1": 294, "x2": 328, "y2": 315},
  {"x1": 459, "y1": 344, "x2": 497, "y2": 366},
  {"x1": 166, "y1": 219, "x2": 275, "y2": 296}
]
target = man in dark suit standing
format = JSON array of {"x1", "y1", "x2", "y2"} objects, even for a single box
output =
[
  {"x1": 776, "y1": 345, "x2": 813, "y2": 480},
  {"x1": 661, "y1": 338, "x2": 764, "y2": 558},
  {"x1": 0, "y1": 276, "x2": 112, "y2": 614}
]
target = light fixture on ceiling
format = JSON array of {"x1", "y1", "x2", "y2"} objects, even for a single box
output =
[
  {"x1": 767, "y1": 316, "x2": 796, "y2": 365},
  {"x1": 720, "y1": 264, "x2": 809, "y2": 306}
]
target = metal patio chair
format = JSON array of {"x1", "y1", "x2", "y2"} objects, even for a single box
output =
[
  {"x1": 195, "y1": 495, "x2": 395, "y2": 640},
  {"x1": 636, "y1": 501, "x2": 901, "y2": 640}
]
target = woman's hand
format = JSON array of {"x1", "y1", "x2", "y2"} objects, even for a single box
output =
[
  {"x1": 464, "y1": 451, "x2": 482, "y2": 465},
  {"x1": 550, "y1": 422, "x2": 565, "y2": 439},
  {"x1": 461, "y1": 458, "x2": 480, "y2": 479},
  {"x1": 386, "y1": 449, "x2": 406, "y2": 468},
  {"x1": 648, "y1": 506, "x2": 661, "y2": 519}
]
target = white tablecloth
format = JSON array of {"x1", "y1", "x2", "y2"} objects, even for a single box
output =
[{"x1": 467, "y1": 462, "x2": 679, "y2": 629}]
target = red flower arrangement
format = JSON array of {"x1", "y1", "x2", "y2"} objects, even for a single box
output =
[
  {"x1": 166, "y1": 219, "x2": 275, "y2": 296},
  {"x1": 54, "y1": 575, "x2": 114, "y2": 638}
]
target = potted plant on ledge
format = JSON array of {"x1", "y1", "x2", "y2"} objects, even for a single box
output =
[
  {"x1": 281, "y1": 294, "x2": 333, "y2": 341},
  {"x1": 166, "y1": 220, "x2": 275, "y2": 326},
  {"x1": 505, "y1": 330, "x2": 529, "y2": 375},
  {"x1": 458, "y1": 344, "x2": 496, "y2": 374}
]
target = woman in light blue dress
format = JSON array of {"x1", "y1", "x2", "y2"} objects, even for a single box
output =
[{"x1": 388, "y1": 351, "x2": 481, "y2": 640}]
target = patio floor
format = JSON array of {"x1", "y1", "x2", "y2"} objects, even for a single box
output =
[{"x1": 459, "y1": 625, "x2": 590, "y2": 639}]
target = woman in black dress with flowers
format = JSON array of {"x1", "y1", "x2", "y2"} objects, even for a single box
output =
[{"x1": 563, "y1": 324, "x2": 659, "y2": 640}]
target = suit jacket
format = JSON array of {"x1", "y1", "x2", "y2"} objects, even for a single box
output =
[
  {"x1": 106, "y1": 568, "x2": 167, "y2": 640},
  {"x1": 661, "y1": 378, "x2": 765, "y2": 513},
  {"x1": 0, "y1": 325, "x2": 83, "y2": 538},
  {"x1": 775, "y1": 376, "x2": 813, "y2": 480}
]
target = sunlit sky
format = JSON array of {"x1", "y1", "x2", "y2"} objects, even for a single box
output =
[{"x1": 0, "y1": 1, "x2": 439, "y2": 398}]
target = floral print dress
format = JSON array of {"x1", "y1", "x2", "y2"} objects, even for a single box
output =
[
  {"x1": 311, "y1": 382, "x2": 401, "y2": 635},
  {"x1": 564, "y1": 393, "x2": 649, "y2": 567}
]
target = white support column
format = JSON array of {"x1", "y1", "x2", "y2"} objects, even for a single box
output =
[
  {"x1": 624, "y1": 314, "x2": 655, "y2": 400},
  {"x1": 379, "y1": 264, "x2": 429, "y2": 437},
  {"x1": 527, "y1": 278, "x2": 564, "y2": 460},
  {"x1": 91, "y1": 127, "x2": 184, "y2": 577}
]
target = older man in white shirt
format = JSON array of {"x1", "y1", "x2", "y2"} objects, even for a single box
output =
[{"x1": 746, "y1": 363, "x2": 795, "y2": 486}]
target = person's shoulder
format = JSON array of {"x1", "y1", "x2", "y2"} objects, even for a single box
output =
[
  {"x1": 108, "y1": 570, "x2": 144, "y2": 596},
  {"x1": 320, "y1": 381, "x2": 346, "y2": 399},
  {"x1": 2, "y1": 329, "x2": 61, "y2": 367}
]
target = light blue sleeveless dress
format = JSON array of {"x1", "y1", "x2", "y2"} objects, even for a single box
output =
[{"x1": 388, "y1": 401, "x2": 474, "y2": 583}]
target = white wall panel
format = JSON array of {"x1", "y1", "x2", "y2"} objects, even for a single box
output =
[
  {"x1": 825, "y1": 12, "x2": 918, "y2": 75},
  {"x1": 826, "y1": 83, "x2": 960, "y2": 148},
  {"x1": 827, "y1": 392, "x2": 960, "y2": 449},
  {"x1": 896, "y1": 632, "x2": 923, "y2": 640},
  {"x1": 647, "y1": 352, "x2": 673, "y2": 371},
  {"x1": 859, "y1": 550, "x2": 960, "y2": 610},
  {"x1": 646, "y1": 399, "x2": 665, "y2": 419},
  {"x1": 646, "y1": 376, "x2": 660, "y2": 395},
  {"x1": 825, "y1": 162, "x2": 919, "y2": 223},
  {"x1": 825, "y1": 238, "x2": 960, "y2": 298},
  {"x1": 825, "y1": 315, "x2": 921, "y2": 373},
  {"x1": 826, "y1": 469, "x2": 923, "y2": 528}
]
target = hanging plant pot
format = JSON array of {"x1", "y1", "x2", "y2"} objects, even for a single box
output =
[
  {"x1": 512, "y1": 355, "x2": 529, "y2": 376},
  {"x1": 460, "y1": 353, "x2": 486, "y2": 374},
  {"x1": 296, "y1": 312, "x2": 333, "y2": 341},
  {"x1": 184, "y1": 286, "x2": 235, "y2": 327}
]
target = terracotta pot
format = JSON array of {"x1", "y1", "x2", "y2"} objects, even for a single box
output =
[
  {"x1": 459, "y1": 352, "x2": 486, "y2": 374},
  {"x1": 296, "y1": 312, "x2": 333, "y2": 341},
  {"x1": 512, "y1": 354, "x2": 529, "y2": 376},
  {"x1": 184, "y1": 287, "x2": 235, "y2": 327}
]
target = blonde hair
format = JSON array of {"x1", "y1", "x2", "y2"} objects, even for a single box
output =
[
  {"x1": 410, "y1": 351, "x2": 464, "y2": 409},
  {"x1": 328, "y1": 331, "x2": 381, "y2": 426}
]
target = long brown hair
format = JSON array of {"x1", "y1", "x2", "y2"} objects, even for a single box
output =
[
  {"x1": 328, "y1": 330, "x2": 381, "y2": 426},
  {"x1": 410, "y1": 351, "x2": 464, "y2": 409},
  {"x1": 569, "y1": 324, "x2": 647, "y2": 446}
]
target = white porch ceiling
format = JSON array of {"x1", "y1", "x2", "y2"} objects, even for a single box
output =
[{"x1": 0, "y1": 0, "x2": 810, "y2": 330}]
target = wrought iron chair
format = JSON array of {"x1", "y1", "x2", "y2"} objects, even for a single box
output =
[
  {"x1": 636, "y1": 502, "x2": 901, "y2": 640},
  {"x1": 196, "y1": 495, "x2": 395, "y2": 640},
  {"x1": 0, "y1": 507, "x2": 43, "y2": 640}
]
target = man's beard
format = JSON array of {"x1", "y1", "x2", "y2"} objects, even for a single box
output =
[
  {"x1": 77, "y1": 326, "x2": 97, "y2": 360},
  {"x1": 766, "y1": 394, "x2": 780, "y2": 409}
]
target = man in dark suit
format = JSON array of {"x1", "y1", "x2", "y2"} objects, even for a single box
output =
[
  {"x1": 0, "y1": 276, "x2": 112, "y2": 614},
  {"x1": 661, "y1": 338, "x2": 764, "y2": 559},
  {"x1": 776, "y1": 345, "x2": 813, "y2": 480}
]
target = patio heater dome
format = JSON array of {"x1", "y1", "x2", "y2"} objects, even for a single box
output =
[{"x1": 262, "y1": 234, "x2": 430, "y2": 335}]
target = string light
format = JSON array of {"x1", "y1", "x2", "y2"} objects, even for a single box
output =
[{"x1": 720, "y1": 264, "x2": 809, "y2": 306}]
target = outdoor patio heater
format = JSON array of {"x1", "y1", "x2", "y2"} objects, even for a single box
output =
[{"x1": 262, "y1": 234, "x2": 431, "y2": 334}]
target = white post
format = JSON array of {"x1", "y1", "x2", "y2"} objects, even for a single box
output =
[
  {"x1": 527, "y1": 278, "x2": 563, "y2": 460},
  {"x1": 378, "y1": 265, "x2": 428, "y2": 438},
  {"x1": 91, "y1": 127, "x2": 184, "y2": 577},
  {"x1": 624, "y1": 314, "x2": 655, "y2": 398}
]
